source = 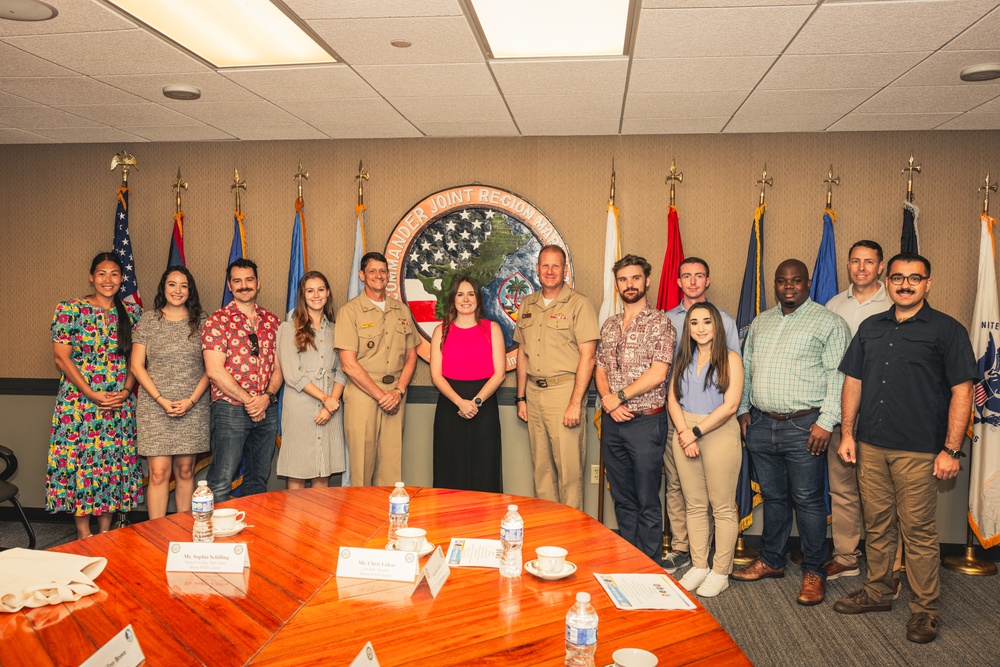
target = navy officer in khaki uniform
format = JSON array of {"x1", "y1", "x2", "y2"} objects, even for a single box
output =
[
  {"x1": 335, "y1": 252, "x2": 420, "y2": 486},
  {"x1": 515, "y1": 245, "x2": 600, "y2": 510}
]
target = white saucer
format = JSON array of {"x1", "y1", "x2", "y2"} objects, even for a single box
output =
[
  {"x1": 213, "y1": 521, "x2": 246, "y2": 538},
  {"x1": 385, "y1": 540, "x2": 435, "y2": 557},
  {"x1": 525, "y1": 559, "x2": 577, "y2": 580}
]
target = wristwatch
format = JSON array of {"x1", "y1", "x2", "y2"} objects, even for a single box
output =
[
  {"x1": 515, "y1": 396, "x2": 526, "y2": 403},
  {"x1": 944, "y1": 447, "x2": 966, "y2": 460},
  {"x1": 617, "y1": 389, "x2": 628, "y2": 403},
  {"x1": 691, "y1": 426, "x2": 703, "y2": 439},
  {"x1": 266, "y1": 391, "x2": 277, "y2": 405},
  {"x1": 473, "y1": 397, "x2": 482, "y2": 407}
]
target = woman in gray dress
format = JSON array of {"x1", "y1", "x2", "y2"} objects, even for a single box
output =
[
  {"x1": 276, "y1": 271, "x2": 347, "y2": 489},
  {"x1": 131, "y1": 266, "x2": 210, "y2": 519}
]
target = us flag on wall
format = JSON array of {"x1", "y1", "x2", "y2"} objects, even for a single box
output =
[{"x1": 114, "y1": 186, "x2": 142, "y2": 307}]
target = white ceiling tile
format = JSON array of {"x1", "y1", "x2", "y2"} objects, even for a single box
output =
[
  {"x1": 759, "y1": 53, "x2": 930, "y2": 90},
  {"x1": 857, "y1": 85, "x2": 1000, "y2": 114},
  {"x1": 354, "y1": 63, "x2": 498, "y2": 98},
  {"x1": 0, "y1": 127, "x2": 56, "y2": 142},
  {"x1": 506, "y1": 94, "x2": 622, "y2": 121},
  {"x1": 490, "y1": 58, "x2": 628, "y2": 96},
  {"x1": 1, "y1": 106, "x2": 103, "y2": 129},
  {"x1": 0, "y1": 42, "x2": 76, "y2": 76},
  {"x1": 827, "y1": 113, "x2": 959, "y2": 132},
  {"x1": 517, "y1": 118, "x2": 620, "y2": 136},
  {"x1": 644, "y1": 1, "x2": 814, "y2": 6},
  {"x1": 275, "y1": 97, "x2": 410, "y2": 126},
  {"x1": 30, "y1": 127, "x2": 149, "y2": 143},
  {"x1": 893, "y1": 50, "x2": 1000, "y2": 87},
  {"x1": 311, "y1": 117, "x2": 422, "y2": 138},
  {"x1": 96, "y1": 72, "x2": 265, "y2": 104},
  {"x1": 946, "y1": 6, "x2": 1000, "y2": 51},
  {"x1": 786, "y1": 0, "x2": 995, "y2": 55},
  {"x1": 0, "y1": 0, "x2": 137, "y2": 36},
  {"x1": 416, "y1": 119, "x2": 519, "y2": 137},
  {"x1": 0, "y1": 91, "x2": 38, "y2": 107},
  {"x1": 3, "y1": 30, "x2": 208, "y2": 76},
  {"x1": 737, "y1": 88, "x2": 877, "y2": 116},
  {"x1": 121, "y1": 125, "x2": 237, "y2": 142},
  {"x1": 214, "y1": 123, "x2": 328, "y2": 141},
  {"x1": 55, "y1": 103, "x2": 200, "y2": 126},
  {"x1": 621, "y1": 117, "x2": 728, "y2": 134},
  {"x1": 309, "y1": 16, "x2": 482, "y2": 66},
  {"x1": 625, "y1": 91, "x2": 747, "y2": 118},
  {"x1": 389, "y1": 95, "x2": 510, "y2": 122},
  {"x1": 628, "y1": 57, "x2": 774, "y2": 93},
  {"x1": 0, "y1": 76, "x2": 143, "y2": 105},
  {"x1": 936, "y1": 113, "x2": 1000, "y2": 130},
  {"x1": 634, "y1": 6, "x2": 813, "y2": 58},
  {"x1": 724, "y1": 113, "x2": 842, "y2": 133},
  {"x1": 160, "y1": 100, "x2": 298, "y2": 126},
  {"x1": 970, "y1": 95, "x2": 1000, "y2": 114},
  {"x1": 286, "y1": 0, "x2": 462, "y2": 19},
  {"x1": 221, "y1": 66, "x2": 378, "y2": 101}
]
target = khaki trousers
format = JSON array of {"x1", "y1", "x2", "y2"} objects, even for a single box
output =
[
  {"x1": 343, "y1": 380, "x2": 406, "y2": 487},
  {"x1": 662, "y1": 416, "x2": 689, "y2": 551},
  {"x1": 525, "y1": 380, "x2": 586, "y2": 510},
  {"x1": 857, "y1": 441, "x2": 940, "y2": 615},
  {"x1": 673, "y1": 412, "x2": 741, "y2": 574}
]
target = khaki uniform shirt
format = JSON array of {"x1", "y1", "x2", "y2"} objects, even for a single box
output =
[
  {"x1": 334, "y1": 294, "x2": 420, "y2": 376},
  {"x1": 514, "y1": 286, "x2": 600, "y2": 378}
]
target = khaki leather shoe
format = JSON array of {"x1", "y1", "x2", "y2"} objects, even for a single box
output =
[
  {"x1": 797, "y1": 572, "x2": 825, "y2": 606},
  {"x1": 906, "y1": 612, "x2": 938, "y2": 643},
  {"x1": 730, "y1": 558, "x2": 785, "y2": 581}
]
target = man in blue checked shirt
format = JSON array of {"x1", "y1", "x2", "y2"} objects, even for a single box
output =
[{"x1": 730, "y1": 259, "x2": 850, "y2": 607}]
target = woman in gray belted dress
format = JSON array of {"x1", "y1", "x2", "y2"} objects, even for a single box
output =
[{"x1": 276, "y1": 271, "x2": 347, "y2": 488}]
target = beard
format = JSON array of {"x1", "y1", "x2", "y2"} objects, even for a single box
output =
[{"x1": 620, "y1": 287, "x2": 647, "y2": 304}]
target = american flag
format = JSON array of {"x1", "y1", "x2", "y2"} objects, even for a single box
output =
[
  {"x1": 114, "y1": 187, "x2": 142, "y2": 307},
  {"x1": 976, "y1": 379, "x2": 989, "y2": 407}
]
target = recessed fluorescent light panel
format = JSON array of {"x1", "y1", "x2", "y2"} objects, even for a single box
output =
[
  {"x1": 106, "y1": 0, "x2": 335, "y2": 68},
  {"x1": 470, "y1": 0, "x2": 630, "y2": 59}
]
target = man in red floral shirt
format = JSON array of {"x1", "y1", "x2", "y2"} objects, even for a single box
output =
[{"x1": 202, "y1": 258, "x2": 283, "y2": 500}]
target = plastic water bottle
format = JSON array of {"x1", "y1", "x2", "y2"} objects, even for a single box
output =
[
  {"x1": 191, "y1": 480, "x2": 214, "y2": 543},
  {"x1": 388, "y1": 482, "x2": 409, "y2": 546},
  {"x1": 565, "y1": 592, "x2": 598, "y2": 667},
  {"x1": 499, "y1": 504, "x2": 523, "y2": 577}
]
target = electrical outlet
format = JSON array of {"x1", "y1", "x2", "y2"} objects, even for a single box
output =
[{"x1": 590, "y1": 465, "x2": 600, "y2": 484}]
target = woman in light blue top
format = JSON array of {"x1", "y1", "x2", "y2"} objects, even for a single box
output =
[{"x1": 667, "y1": 301, "x2": 744, "y2": 598}]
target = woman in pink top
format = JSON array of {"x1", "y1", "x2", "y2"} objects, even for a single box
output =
[{"x1": 430, "y1": 276, "x2": 506, "y2": 491}]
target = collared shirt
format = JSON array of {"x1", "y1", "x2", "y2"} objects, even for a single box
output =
[
  {"x1": 333, "y1": 293, "x2": 420, "y2": 376},
  {"x1": 665, "y1": 301, "x2": 741, "y2": 357},
  {"x1": 596, "y1": 303, "x2": 675, "y2": 412},
  {"x1": 839, "y1": 301, "x2": 977, "y2": 453},
  {"x1": 826, "y1": 281, "x2": 891, "y2": 337},
  {"x1": 202, "y1": 301, "x2": 280, "y2": 405},
  {"x1": 738, "y1": 298, "x2": 850, "y2": 431},
  {"x1": 514, "y1": 285, "x2": 600, "y2": 378}
]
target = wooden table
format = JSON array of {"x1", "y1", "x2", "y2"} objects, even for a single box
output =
[{"x1": 0, "y1": 487, "x2": 748, "y2": 666}]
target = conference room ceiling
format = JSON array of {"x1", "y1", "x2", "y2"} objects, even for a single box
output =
[{"x1": 1, "y1": 0, "x2": 1000, "y2": 144}]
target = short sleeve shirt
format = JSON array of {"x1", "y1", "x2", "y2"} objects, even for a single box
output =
[
  {"x1": 333, "y1": 294, "x2": 420, "y2": 376},
  {"x1": 514, "y1": 286, "x2": 600, "y2": 377},
  {"x1": 201, "y1": 301, "x2": 280, "y2": 405},
  {"x1": 839, "y1": 301, "x2": 977, "y2": 453},
  {"x1": 826, "y1": 282, "x2": 891, "y2": 337},
  {"x1": 596, "y1": 303, "x2": 675, "y2": 412}
]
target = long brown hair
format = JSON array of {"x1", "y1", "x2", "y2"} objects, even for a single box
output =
[
  {"x1": 441, "y1": 276, "x2": 484, "y2": 344},
  {"x1": 292, "y1": 271, "x2": 336, "y2": 351},
  {"x1": 89, "y1": 252, "x2": 133, "y2": 358},
  {"x1": 672, "y1": 301, "x2": 730, "y2": 400},
  {"x1": 153, "y1": 265, "x2": 203, "y2": 337}
]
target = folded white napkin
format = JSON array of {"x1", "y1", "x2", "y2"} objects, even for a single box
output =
[{"x1": 0, "y1": 548, "x2": 107, "y2": 613}]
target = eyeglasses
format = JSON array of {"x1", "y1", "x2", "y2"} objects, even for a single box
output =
[
  {"x1": 248, "y1": 333, "x2": 260, "y2": 356},
  {"x1": 888, "y1": 274, "x2": 928, "y2": 286}
]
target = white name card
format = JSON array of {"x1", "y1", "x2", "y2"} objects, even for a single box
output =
[
  {"x1": 349, "y1": 641, "x2": 381, "y2": 666},
  {"x1": 412, "y1": 546, "x2": 450, "y2": 598},
  {"x1": 336, "y1": 546, "x2": 419, "y2": 582},
  {"x1": 79, "y1": 624, "x2": 145, "y2": 667},
  {"x1": 165, "y1": 542, "x2": 250, "y2": 573}
]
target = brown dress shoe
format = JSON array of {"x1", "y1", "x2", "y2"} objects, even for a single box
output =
[
  {"x1": 797, "y1": 572, "x2": 825, "y2": 606},
  {"x1": 730, "y1": 558, "x2": 785, "y2": 581},
  {"x1": 906, "y1": 612, "x2": 938, "y2": 643}
]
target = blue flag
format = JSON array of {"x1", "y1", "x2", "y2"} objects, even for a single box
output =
[
  {"x1": 286, "y1": 199, "x2": 307, "y2": 316},
  {"x1": 349, "y1": 204, "x2": 366, "y2": 300},
  {"x1": 113, "y1": 187, "x2": 142, "y2": 307},
  {"x1": 167, "y1": 211, "x2": 185, "y2": 268},
  {"x1": 221, "y1": 212, "x2": 246, "y2": 306},
  {"x1": 810, "y1": 208, "x2": 838, "y2": 305},
  {"x1": 901, "y1": 200, "x2": 919, "y2": 254}
]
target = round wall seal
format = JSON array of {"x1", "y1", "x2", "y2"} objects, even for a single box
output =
[{"x1": 384, "y1": 184, "x2": 572, "y2": 367}]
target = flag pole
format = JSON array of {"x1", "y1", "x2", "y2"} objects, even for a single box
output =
[
  {"x1": 173, "y1": 168, "x2": 188, "y2": 214},
  {"x1": 111, "y1": 149, "x2": 136, "y2": 187},
  {"x1": 665, "y1": 157, "x2": 682, "y2": 206},
  {"x1": 661, "y1": 157, "x2": 684, "y2": 552},
  {"x1": 823, "y1": 165, "x2": 839, "y2": 208},
  {"x1": 944, "y1": 172, "x2": 999, "y2": 577},
  {"x1": 902, "y1": 153, "x2": 921, "y2": 204},
  {"x1": 232, "y1": 167, "x2": 247, "y2": 214},
  {"x1": 597, "y1": 160, "x2": 615, "y2": 525}
]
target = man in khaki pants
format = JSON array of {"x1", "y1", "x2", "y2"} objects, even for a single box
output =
[
  {"x1": 515, "y1": 245, "x2": 599, "y2": 510},
  {"x1": 335, "y1": 252, "x2": 420, "y2": 486}
]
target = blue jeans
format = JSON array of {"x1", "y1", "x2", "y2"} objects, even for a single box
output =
[
  {"x1": 745, "y1": 409, "x2": 827, "y2": 577},
  {"x1": 601, "y1": 411, "x2": 667, "y2": 562},
  {"x1": 207, "y1": 401, "x2": 277, "y2": 501}
]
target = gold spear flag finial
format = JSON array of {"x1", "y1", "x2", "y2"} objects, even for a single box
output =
[
  {"x1": 110, "y1": 149, "x2": 137, "y2": 185},
  {"x1": 172, "y1": 168, "x2": 188, "y2": 213},
  {"x1": 294, "y1": 162, "x2": 309, "y2": 199},
  {"x1": 231, "y1": 167, "x2": 247, "y2": 213},
  {"x1": 980, "y1": 170, "x2": 997, "y2": 215},
  {"x1": 665, "y1": 158, "x2": 683, "y2": 206},
  {"x1": 902, "y1": 153, "x2": 921, "y2": 203},
  {"x1": 609, "y1": 158, "x2": 616, "y2": 206},
  {"x1": 756, "y1": 164, "x2": 773, "y2": 206},
  {"x1": 823, "y1": 164, "x2": 840, "y2": 208},
  {"x1": 356, "y1": 160, "x2": 369, "y2": 206}
]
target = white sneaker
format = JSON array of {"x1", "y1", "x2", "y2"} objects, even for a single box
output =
[
  {"x1": 697, "y1": 571, "x2": 730, "y2": 598},
  {"x1": 677, "y1": 567, "x2": 710, "y2": 591}
]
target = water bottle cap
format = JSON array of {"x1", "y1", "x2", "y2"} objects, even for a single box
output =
[
  {"x1": 576, "y1": 592, "x2": 590, "y2": 602},
  {"x1": 197, "y1": 480, "x2": 208, "y2": 486},
  {"x1": 395, "y1": 482, "x2": 405, "y2": 488},
  {"x1": 507, "y1": 504, "x2": 517, "y2": 511}
]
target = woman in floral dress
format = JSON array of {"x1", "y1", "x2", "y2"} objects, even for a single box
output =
[{"x1": 47, "y1": 252, "x2": 144, "y2": 539}]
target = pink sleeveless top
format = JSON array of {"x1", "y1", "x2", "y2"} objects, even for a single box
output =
[{"x1": 441, "y1": 320, "x2": 495, "y2": 380}]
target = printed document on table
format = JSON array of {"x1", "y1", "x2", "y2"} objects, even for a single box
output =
[
  {"x1": 594, "y1": 573, "x2": 697, "y2": 611},
  {"x1": 446, "y1": 538, "x2": 502, "y2": 568}
]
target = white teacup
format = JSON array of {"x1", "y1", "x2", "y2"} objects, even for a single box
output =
[
  {"x1": 214, "y1": 508, "x2": 245, "y2": 532},
  {"x1": 396, "y1": 527, "x2": 427, "y2": 552},
  {"x1": 613, "y1": 648, "x2": 658, "y2": 667},
  {"x1": 535, "y1": 546, "x2": 568, "y2": 575}
]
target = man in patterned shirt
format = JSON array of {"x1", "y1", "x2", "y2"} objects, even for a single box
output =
[
  {"x1": 595, "y1": 254, "x2": 675, "y2": 561},
  {"x1": 202, "y1": 258, "x2": 283, "y2": 501},
  {"x1": 731, "y1": 259, "x2": 850, "y2": 606}
]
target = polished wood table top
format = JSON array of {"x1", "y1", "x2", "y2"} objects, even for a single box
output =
[{"x1": 1, "y1": 487, "x2": 748, "y2": 666}]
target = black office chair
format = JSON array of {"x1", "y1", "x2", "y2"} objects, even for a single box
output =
[{"x1": 0, "y1": 445, "x2": 36, "y2": 550}]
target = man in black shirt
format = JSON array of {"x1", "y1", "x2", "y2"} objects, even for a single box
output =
[{"x1": 833, "y1": 253, "x2": 976, "y2": 644}]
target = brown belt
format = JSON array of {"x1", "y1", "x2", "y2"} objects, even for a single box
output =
[
  {"x1": 761, "y1": 407, "x2": 818, "y2": 421},
  {"x1": 630, "y1": 406, "x2": 666, "y2": 417},
  {"x1": 528, "y1": 374, "x2": 574, "y2": 388},
  {"x1": 368, "y1": 372, "x2": 398, "y2": 384}
]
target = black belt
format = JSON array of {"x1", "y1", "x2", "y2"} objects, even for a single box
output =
[{"x1": 761, "y1": 407, "x2": 818, "y2": 421}]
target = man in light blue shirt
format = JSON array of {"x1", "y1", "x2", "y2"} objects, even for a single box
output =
[{"x1": 661, "y1": 257, "x2": 740, "y2": 573}]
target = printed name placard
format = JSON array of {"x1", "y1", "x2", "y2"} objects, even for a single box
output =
[
  {"x1": 165, "y1": 542, "x2": 250, "y2": 573},
  {"x1": 412, "y1": 546, "x2": 450, "y2": 598},
  {"x1": 78, "y1": 624, "x2": 145, "y2": 667},
  {"x1": 336, "y1": 547, "x2": 419, "y2": 582}
]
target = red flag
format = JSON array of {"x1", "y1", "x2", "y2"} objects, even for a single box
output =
[{"x1": 656, "y1": 205, "x2": 684, "y2": 310}]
